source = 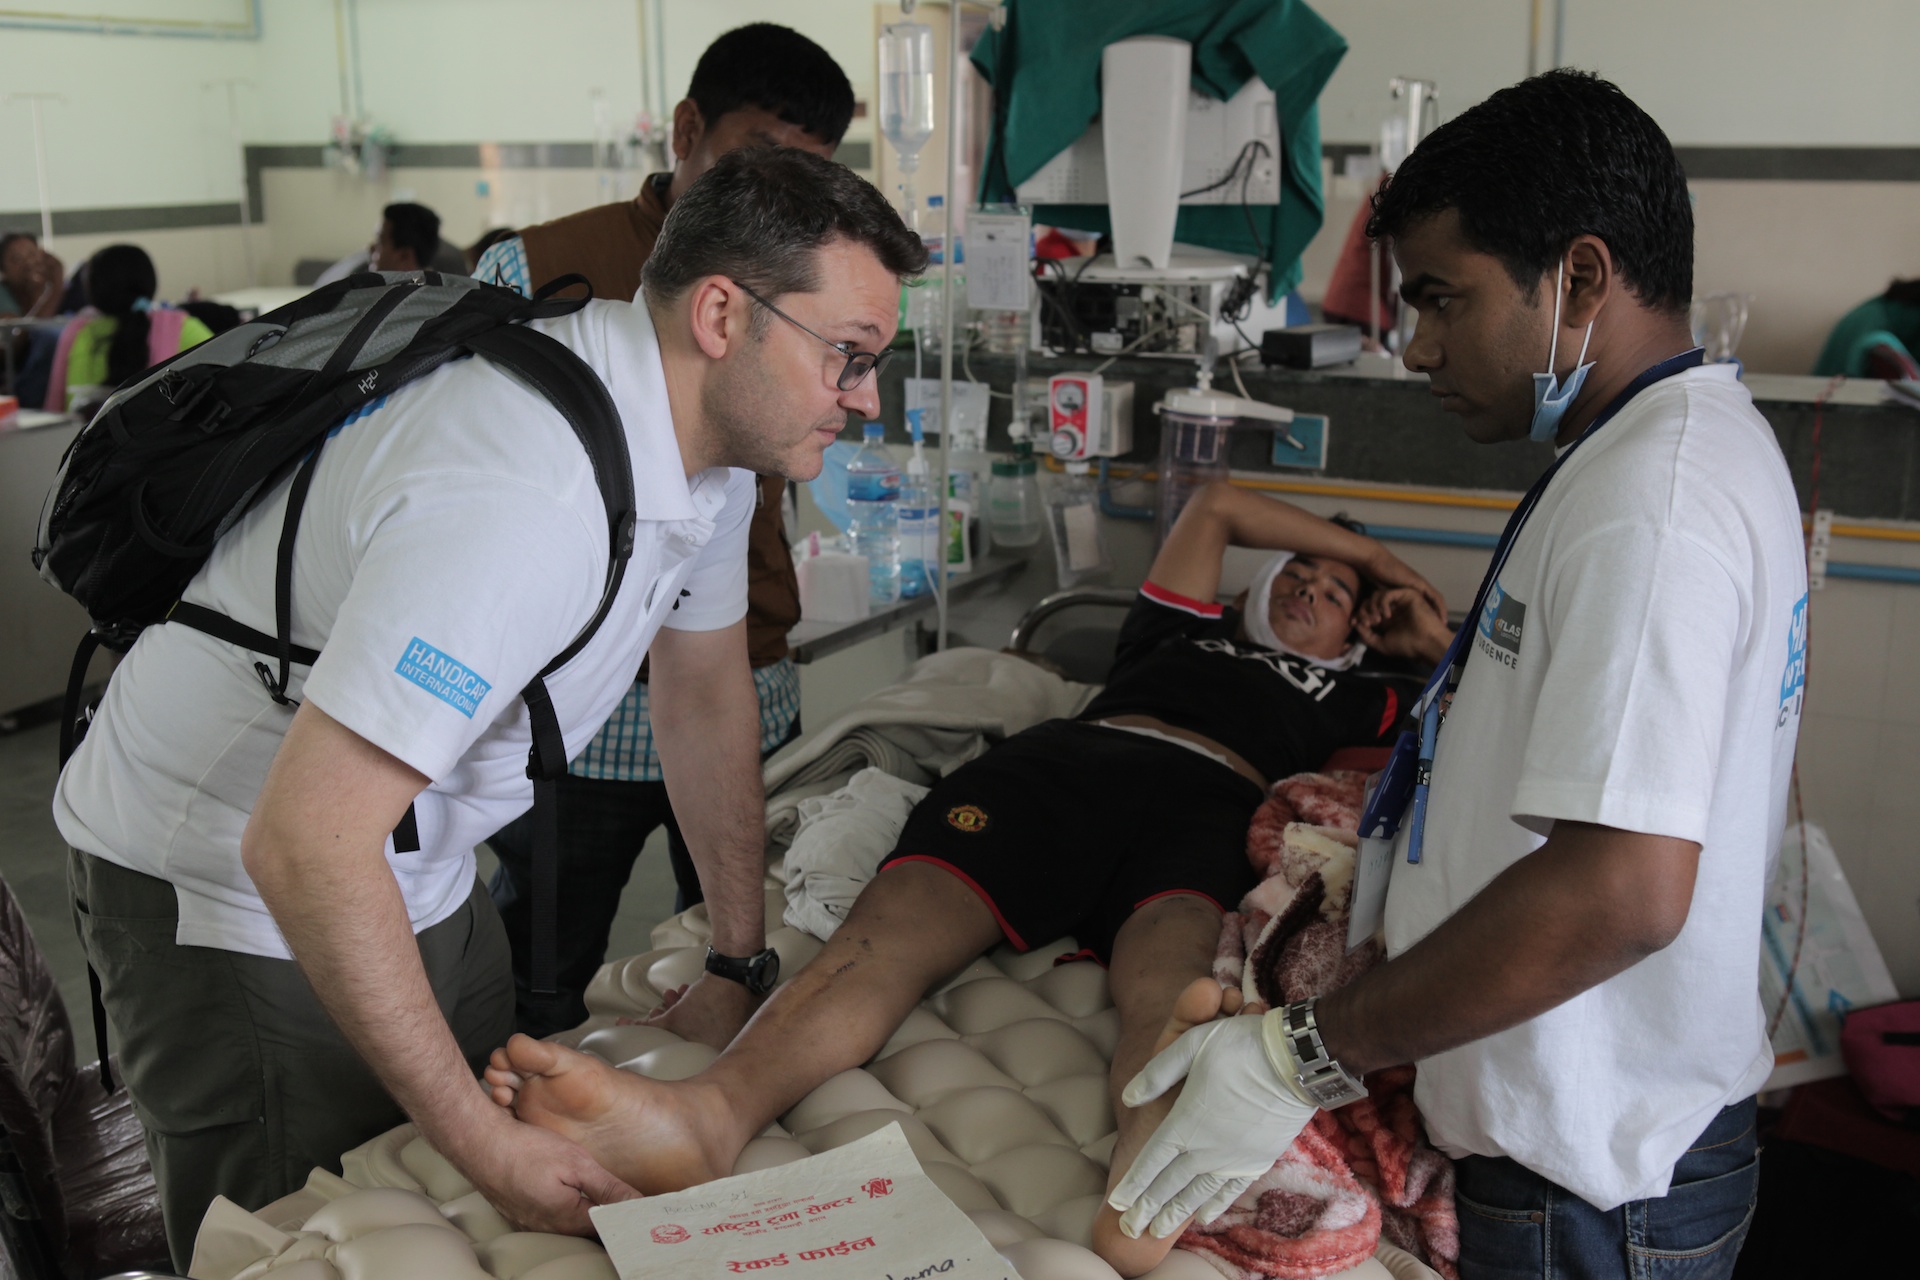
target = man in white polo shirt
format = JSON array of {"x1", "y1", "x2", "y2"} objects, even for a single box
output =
[
  {"x1": 1107, "y1": 72, "x2": 1803, "y2": 1280},
  {"x1": 55, "y1": 147, "x2": 926, "y2": 1263}
]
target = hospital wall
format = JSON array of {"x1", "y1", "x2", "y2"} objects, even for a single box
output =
[
  {"x1": 1304, "y1": 0, "x2": 1920, "y2": 377},
  {"x1": 5, "y1": 2, "x2": 1917, "y2": 373}
]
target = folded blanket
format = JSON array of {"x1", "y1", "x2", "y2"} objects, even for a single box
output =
[
  {"x1": 1183, "y1": 772, "x2": 1459, "y2": 1280},
  {"x1": 763, "y1": 648, "x2": 1097, "y2": 798},
  {"x1": 781, "y1": 767, "x2": 929, "y2": 940}
]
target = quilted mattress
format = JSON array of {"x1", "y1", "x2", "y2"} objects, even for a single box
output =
[{"x1": 188, "y1": 880, "x2": 1438, "y2": 1280}]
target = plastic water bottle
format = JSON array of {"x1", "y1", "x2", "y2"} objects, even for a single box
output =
[
  {"x1": 898, "y1": 440, "x2": 936, "y2": 599},
  {"x1": 846, "y1": 423, "x2": 902, "y2": 605}
]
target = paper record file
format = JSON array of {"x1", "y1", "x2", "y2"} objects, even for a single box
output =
[{"x1": 592, "y1": 1124, "x2": 1013, "y2": 1278}]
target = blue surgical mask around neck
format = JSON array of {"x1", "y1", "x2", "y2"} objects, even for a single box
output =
[{"x1": 1529, "y1": 260, "x2": 1596, "y2": 442}]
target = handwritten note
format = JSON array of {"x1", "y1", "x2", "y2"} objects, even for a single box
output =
[{"x1": 592, "y1": 1125, "x2": 1013, "y2": 1279}]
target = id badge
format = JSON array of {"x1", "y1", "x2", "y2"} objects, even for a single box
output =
[
  {"x1": 1348, "y1": 831, "x2": 1394, "y2": 952},
  {"x1": 1348, "y1": 733, "x2": 1417, "y2": 952}
]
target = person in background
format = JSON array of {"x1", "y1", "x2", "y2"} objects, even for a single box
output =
[
  {"x1": 42, "y1": 244, "x2": 213, "y2": 414},
  {"x1": 1813, "y1": 278, "x2": 1920, "y2": 379},
  {"x1": 312, "y1": 201, "x2": 443, "y2": 286},
  {"x1": 466, "y1": 226, "x2": 518, "y2": 274},
  {"x1": 371, "y1": 202, "x2": 441, "y2": 273},
  {"x1": 0, "y1": 231, "x2": 65, "y2": 317},
  {"x1": 474, "y1": 22, "x2": 854, "y2": 1045},
  {"x1": 180, "y1": 296, "x2": 245, "y2": 337},
  {"x1": 1318, "y1": 177, "x2": 1398, "y2": 347},
  {"x1": 2, "y1": 231, "x2": 68, "y2": 405}
]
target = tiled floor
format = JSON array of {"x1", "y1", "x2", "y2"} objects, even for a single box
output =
[{"x1": 0, "y1": 719, "x2": 682, "y2": 1044}]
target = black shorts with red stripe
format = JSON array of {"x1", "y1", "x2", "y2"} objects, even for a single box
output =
[{"x1": 878, "y1": 718, "x2": 1265, "y2": 962}]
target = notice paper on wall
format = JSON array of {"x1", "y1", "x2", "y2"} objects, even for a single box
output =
[
  {"x1": 1761, "y1": 821, "x2": 1899, "y2": 1090},
  {"x1": 965, "y1": 208, "x2": 1033, "y2": 312},
  {"x1": 591, "y1": 1124, "x2": 1014, "y2": 1279}
]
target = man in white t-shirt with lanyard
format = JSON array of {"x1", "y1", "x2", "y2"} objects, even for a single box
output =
[
  {"x1": 54, "y1": 147, "x2": 927, "y2": 1264},
  {"x1": 1107, "y1": 71, "x2": 1804, "y2": 1279}
]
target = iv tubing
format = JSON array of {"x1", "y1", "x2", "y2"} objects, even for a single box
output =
[{"x1": 934, "y1": 0, "x2": 962, "y2": 653}]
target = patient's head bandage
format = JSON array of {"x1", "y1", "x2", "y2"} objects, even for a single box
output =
[{"x1": 1244, "y1": 553, "x2": 1367, "y2": 670}]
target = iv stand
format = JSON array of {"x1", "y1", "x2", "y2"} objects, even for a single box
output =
[
  {"x1": 5, "y1": 93, "x2": 63, "y2": 248},
  {"x1": 206, "y1": 78, "x2": 258, "y2": 287},
  {"x1": 934, "y1": 0, "x2": 961, "y2": 653}
]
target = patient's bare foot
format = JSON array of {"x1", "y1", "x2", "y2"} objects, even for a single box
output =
[
  {"x1": 484, "y1": 1034, "x2": 738, "y2": 1195},
  {"x1": 1092, "y1": 978, "x2": 1259, "y2": 1278}
]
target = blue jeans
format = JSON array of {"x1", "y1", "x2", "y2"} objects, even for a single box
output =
[{"x1": 1454, "y1": 1098, "x2": 1758, "y2": 1280}]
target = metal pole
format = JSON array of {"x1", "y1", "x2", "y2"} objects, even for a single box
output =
[
  {"x1": 652, "y1": 0, "x2": 669, "y2": 132},
  {"x1": 934, "y1": 0, "x2": 963, "y2": 653},
  {"x1": 635, "y1": 0, "x2": 652, "y2": 130},
  {"x1": 1553, "y1": 0, "x2": 1566, "y2": 69},
  {"x1": 1369, "y1": 241, "x2": 1381, "y2": 348},
  {"x1": 5, "y1": 94, "x2": 65, "y2": 246},
  {"x1": 333, "y1": 0, "x2": 352, "y2": 121},
  {"x1": 347, "y1": 0, "x2": 366, "y2": 122},
  {"x1": 210, "y1": 79, "x2": 257, "y2": 287},
  {"x1": 29, "y1": 98, "x2": 53, "y2": 246}
]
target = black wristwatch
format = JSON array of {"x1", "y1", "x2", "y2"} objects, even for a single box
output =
[{"x1": 704, "y1": 945, "x2": 780, "y2": 997}]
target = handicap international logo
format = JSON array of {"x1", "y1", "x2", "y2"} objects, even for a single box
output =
[
  {"x1": 394, "y1": 637, "x2": 492, "y2": 718},
  {"x1": 946, "y1": 804, "x2": 991, "y2": 834},
  {"x1": 1779, "y1": 593, "x2": 1808, "y2": 721}
]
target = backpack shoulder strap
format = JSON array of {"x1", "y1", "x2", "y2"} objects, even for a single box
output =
[
  {"x1": 462, "y1": 321, "x2": 635, "y2": 997},
  {"x1": 463, "y1": 323, "x2": 637, "y2": 680}
]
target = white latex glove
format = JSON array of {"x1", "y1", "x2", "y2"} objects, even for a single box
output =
[{"x1": 1107, "y1": 1009, "x2": 1319, "y2": 1240}]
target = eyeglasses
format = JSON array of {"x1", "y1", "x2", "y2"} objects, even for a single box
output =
[{"x1": 734, "y1": 280, "x2": 894, "y2": 391}]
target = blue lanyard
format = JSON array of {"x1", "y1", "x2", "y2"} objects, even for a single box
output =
[{"x1": 1375, "y1": 348, "x2": 1707, "y2": 864}]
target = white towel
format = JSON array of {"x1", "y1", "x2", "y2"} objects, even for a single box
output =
[{"x1": 781, "y1": 767, "x2": 930, "y2": 940}]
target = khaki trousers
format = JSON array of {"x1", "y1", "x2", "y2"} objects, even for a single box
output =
[{"x1": 69, "y1": 849, "x2": 514, "y2": 1269}]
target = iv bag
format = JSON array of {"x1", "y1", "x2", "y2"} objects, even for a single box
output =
[{"x1": 878, "y1": 22, "x2": 936, "y2": 172}]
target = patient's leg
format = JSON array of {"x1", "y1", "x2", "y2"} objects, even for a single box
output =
[
  {"x1": 487, "y1": 861, "x2": 1000, "y2": 1194},
  {"x1": 1091, "y1": 896, "x2": 1246, "y2": 1277}
]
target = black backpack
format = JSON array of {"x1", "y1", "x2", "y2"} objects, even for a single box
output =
[{"x1": 33, "y1": 269, "x2": 636, "y2": 1080}]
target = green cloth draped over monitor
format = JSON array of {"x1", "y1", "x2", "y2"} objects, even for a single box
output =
[
  {"x1": 1812, "y1": 293, "x2": 1920, "y2": 377},
  {"x1": 971, "y1": 0, "x2": 1347, "y2": 301}
]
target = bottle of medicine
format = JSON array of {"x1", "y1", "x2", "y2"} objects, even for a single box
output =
[{"x1": 986, "y1": 448, "x2": 1044, "y2": 548}]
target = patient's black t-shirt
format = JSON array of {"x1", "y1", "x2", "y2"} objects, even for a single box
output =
[{"x1": 1075, "y1": 583, "x2": 1418, "y2": 783}]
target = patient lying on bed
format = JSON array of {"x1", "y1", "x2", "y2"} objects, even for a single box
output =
[{"x1": 486, "y1": 484, "x2": 1453, "y2": 1276}]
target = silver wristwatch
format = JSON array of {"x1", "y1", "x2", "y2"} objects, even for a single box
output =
[{"x1": 1278, "y1": 998, "x2": 1369, "y2": 1110}]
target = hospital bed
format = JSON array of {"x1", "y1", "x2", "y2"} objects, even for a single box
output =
[
  {"x1": 190, "y1": 894, "x2": 1438, "y2": 1280},
  {"x1": 1008, "y1": 588, "x2": 1137, "y2": 685},
  {"x1": 187, "y1": 607, "x2": 1439, "y2": 1280}
]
